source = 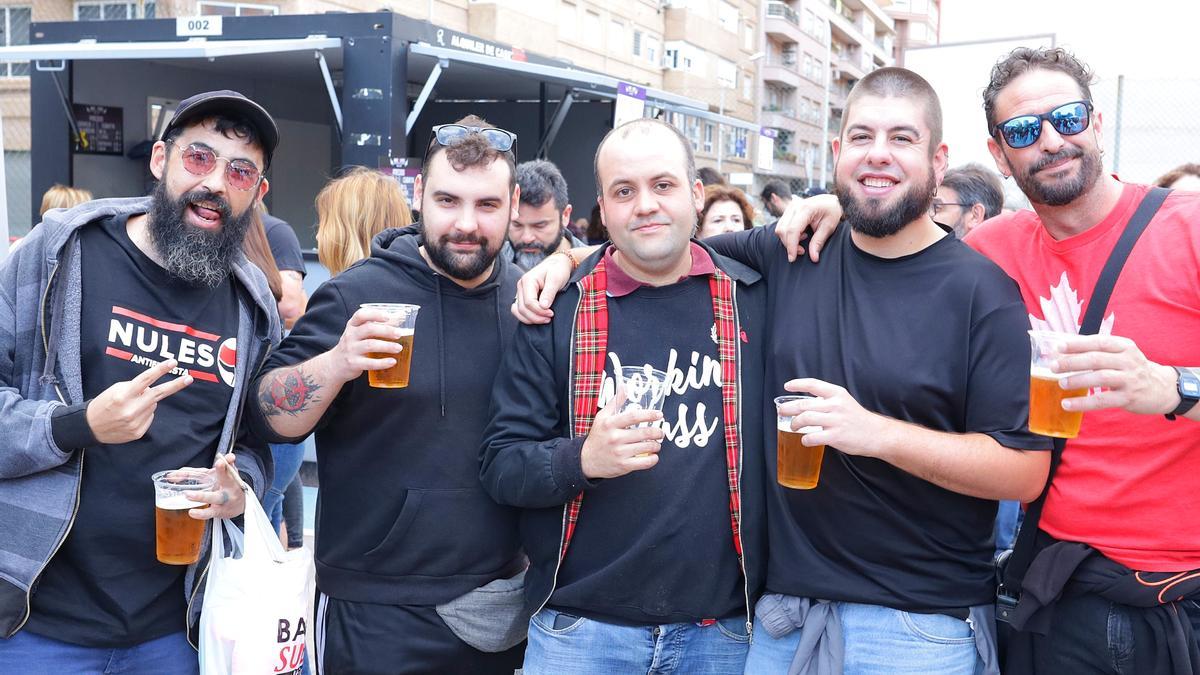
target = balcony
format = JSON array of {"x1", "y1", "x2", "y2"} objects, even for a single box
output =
[
  {"x1": 761, "y1": 108, "x2": 801, "y2": 132},
  {"x1": 765, "y1": 2, "x2": 804, "y2": 44},
  {"x1": 762, "y1": 62, "x2": 803, "y2": 89}
]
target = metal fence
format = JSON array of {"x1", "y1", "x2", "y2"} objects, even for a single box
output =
[{"x1": 1092, "y1": 76, "x2": 1200, "y2": 186}]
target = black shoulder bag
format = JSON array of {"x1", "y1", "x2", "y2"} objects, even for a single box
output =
[{"x1": 996, "y1": 186, "x2": 1172, "y2": 623}]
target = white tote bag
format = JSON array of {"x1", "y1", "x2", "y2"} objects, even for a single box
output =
[{"x1": 200, "y1": 485, "x2": 315, "y2": 675}]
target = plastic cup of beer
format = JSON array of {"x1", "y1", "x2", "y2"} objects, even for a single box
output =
[
  {"x1": 616, "y1": 366, "x2": 670, "y2": 427},
  {"x1": 774, "y1": 394, "x2": 825, "y2": 489},
  {"x1": 151, "y1": 468, "x2": 215, "y2": 565},
  {"x1": 1028, "y1": 330, "x2": 1086, "y2": 438},
  {"x1": 362, "y1": 303, "x2": 420, "y2": 388}
]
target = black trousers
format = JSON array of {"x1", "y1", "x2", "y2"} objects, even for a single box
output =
[
  {"x1": 314, "y1": 593, "x2": 525, "y2": 675},
  {"x1": 1017, "y1": 594, "x2": 1200, "y2": 675}
]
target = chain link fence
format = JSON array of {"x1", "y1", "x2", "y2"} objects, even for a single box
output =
[{"x1": 1092, "y1": 76, "x2": 1200, "y2": 186}]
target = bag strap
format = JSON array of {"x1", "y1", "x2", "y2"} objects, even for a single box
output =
[{"x1": 1004, "y1": 186, "x2": 1171, "y2": 590}]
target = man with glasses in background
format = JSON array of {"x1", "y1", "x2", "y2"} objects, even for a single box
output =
[
  {"x1": 931, "y1": 163, "x2": 1004, "y2": 237},
  {"x1": 246, "y1": 115, "x2": 528, "y2": 673},
  {"x1": 0, "y1": 90, "x2": 279, "y2": 672}
]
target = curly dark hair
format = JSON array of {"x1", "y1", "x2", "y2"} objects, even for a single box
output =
[
  {"x1": 983, "y1": 47, "x2": 1094, "y2": 136},
  {"x1": 423, "y1": 114, "x2": 517, "y2": 188}
]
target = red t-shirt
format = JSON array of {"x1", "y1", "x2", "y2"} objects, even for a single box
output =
[{"x1": 966, "y1": 182, "x2": 1200, "y2": 571}]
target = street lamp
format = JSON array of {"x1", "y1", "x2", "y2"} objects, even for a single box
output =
[{"x1": 717, "y1": 51, "x2": 764, "y2": 175}]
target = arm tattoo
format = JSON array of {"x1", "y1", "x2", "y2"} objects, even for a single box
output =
[{"x1": 259, "y1": 367, "x2": 322, "y2": 417}]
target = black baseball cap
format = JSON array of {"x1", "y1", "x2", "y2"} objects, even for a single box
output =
[{"x1": 161, "y1": 90, "x2": 278, "y2": 169}]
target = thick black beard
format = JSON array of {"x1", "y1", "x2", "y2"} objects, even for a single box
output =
[
  {"x1": 836, "y1": 170, "x2": 938, "y2": 239},
  {"x1": 511, "y1": 228, "x2": 564, "y2": 270},
  {"x1": 425, "y1": 231, "x2": 501, "y2": 281},
  {"x1": 1012, "y1": 146, "x2": 1102, "y2": 207},
  {"x1": 147, "y1": 181, "x2": 253, "y2": 288}
]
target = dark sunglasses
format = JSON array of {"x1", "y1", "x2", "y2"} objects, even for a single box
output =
[
  {"x1": 994, "y1": 100, "x2": 1094, "y2": 150},
  {"x1": 169, "y1": 142, "x2": 263, "y2": 191},
  {"x1": 424, "y1": 124, "x2": 518, "y2": 162}
]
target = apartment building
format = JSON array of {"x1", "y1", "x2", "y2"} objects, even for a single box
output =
[
  {"x1": 757, "y1": 0, "x2": 893, "y2": 195},
  {"x1": 886, "y1": 0, "x2": 938, "y2": 66}
]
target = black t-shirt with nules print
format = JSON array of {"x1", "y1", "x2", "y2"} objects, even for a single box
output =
[{"x1": 28, "y1": 213, "x2": 239, "y2": 647}]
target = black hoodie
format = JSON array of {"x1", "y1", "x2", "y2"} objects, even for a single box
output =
[{"x1": 247, "y1": 226, "x2": 524, "y2": 605}]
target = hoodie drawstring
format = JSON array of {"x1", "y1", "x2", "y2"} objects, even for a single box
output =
[{"x1": 435, "y1": 277, "x2": 447, "y2": 417}]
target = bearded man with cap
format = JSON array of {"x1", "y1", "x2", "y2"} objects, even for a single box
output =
[{"x1": 0, "y1": 90, "x2": 281, "y2": 673}]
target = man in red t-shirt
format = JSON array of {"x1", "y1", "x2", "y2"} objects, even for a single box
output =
[
  {"x1": 769, "y1": 46, "x2": 1200, "y2": 672},
  {"x1": 970, "y1": 47, "x2": 1200, "y2": 673}
]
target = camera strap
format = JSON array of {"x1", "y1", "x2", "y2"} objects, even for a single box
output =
[{"x1": 1001, "y1": 186, "x2": 1171, "y2": 601}]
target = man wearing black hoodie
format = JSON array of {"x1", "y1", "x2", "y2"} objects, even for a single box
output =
[{"x1": 246, "y1": 116, "x2": 526, "y2": 674}]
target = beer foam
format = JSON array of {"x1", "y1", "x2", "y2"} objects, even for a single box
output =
[
  {"x1": 157, "y1": 494, "x2": 206, "y2": 509},
  {"x1": 1031, "y1": 366, "x2": 1083, "y2": 380},
  {"x1": 778, "y1": 418, "x2": 821, "y2": 434},
  {"x1": 396, "y1": 328, "x2": 414, "y2": 337}
]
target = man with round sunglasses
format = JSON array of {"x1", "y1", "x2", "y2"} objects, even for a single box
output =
[
  {"x1": 247, "y1": 114, "x2": 527, "y2": 673},
  {"x1": 0, "y1": 90, "x2": 280, "y2": 673}
]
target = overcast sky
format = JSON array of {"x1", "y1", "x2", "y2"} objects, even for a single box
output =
[{"x1": 938, "y1": 0, "x2": 1199, "y2": 82}]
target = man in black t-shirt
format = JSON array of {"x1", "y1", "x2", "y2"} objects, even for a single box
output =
[
  {"x1": 0, "y1": 91, "x2": 280, "y2": 674},
  {"x1": 262, "y1": 209, "x2": 308, "y2": 329},
  {"x1": 480, "y1": 118, "x2": 767, "y2": 674},
  {"x1": 723, "y1": 68, "x2": 1052, "y2": 675}
]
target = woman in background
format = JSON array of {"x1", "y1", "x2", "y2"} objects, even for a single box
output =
[
  {"x1": 697, "y1": 184, "x2": 755, "y2": 239},
  {"x1": 316, "y1": 166, "x2": 413, "y2": 275}
]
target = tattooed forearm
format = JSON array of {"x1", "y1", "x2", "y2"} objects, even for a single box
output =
[{"x1": 259, "y1": 367, "x2": 323, "y2": 418}]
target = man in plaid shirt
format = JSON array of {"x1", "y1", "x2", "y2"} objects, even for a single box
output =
[{"x1": 480, "y1": 118, "x2": 768, "y2": 674}]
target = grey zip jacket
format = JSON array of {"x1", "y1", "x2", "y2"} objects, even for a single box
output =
[{"x1": 0, "y1": 196, "x2": 280, "y2": 643}]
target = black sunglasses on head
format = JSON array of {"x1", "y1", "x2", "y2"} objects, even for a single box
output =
[
  {"x1": 994, "y1": 100, "x2": 1094, "y2": 150},
  {"x1": 424, "y1": 124, "x2": 518, "y2": 162}
]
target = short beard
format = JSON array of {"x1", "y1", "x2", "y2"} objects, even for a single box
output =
[
  {"x1": 1012, "y1": 146, "x2": 1102, "y2": 207},
  {"x1": 147, "y1": 180, "x2": 253, "y2": 288},
  {"x1": 836, "y1": 169, "x2": 938, "y2": 238},
  {"x1": 511, "y1": 229, "x2": 564, "y2": 270},
  {"x1": 425, "y1": 230, "x2": 501, "y2": 281}
]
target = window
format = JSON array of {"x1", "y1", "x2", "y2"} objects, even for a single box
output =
[
  {"x1": 664, "y1": 41, "x2": 705, "y2": 73},
  {"x1": 687, "y1": 117, "x2": 701, "y2": 151},
  {"x1": 645, "y1": 34, "x2": 659, "y2": 65},
  {"x1": 742, "y1": 20, "x2": 754, "y2": 51},
  {"x1": 75, "y1": 1, "x2": 155, "y2": 19},
  {"x1": 782, "y1": 45, "x2": 797, "y2": 66},
  {"x1": 703, "y1": 123, "x2": 714, "y2": 153},
  {"x1": 0, "y1": 6, "x2": 29, "y2": 77},
  {"x1": 803, "y1": 10, "x2": 816, "y2": 36},
  {"x1": 632, "y1": 29, "x2": 642, "y2": 57},
  {"x1": 196, "y1": 1, "x2": 277, "y2": 15},
  {"x1": 608, "y1": 20, "x2": 624, "y2": 54},
  {"x1": 718, "y1": 1, "x2": 739, "y2": 33},
  {"x1": 742, "y1": 68, "x2": 753, "y2": 100},
  {"x1": 728, "y1": 128, "x2": 749, "y2": 159},
  {"x1": 803, "y1": 53, "x2": 814, "y2": 80},
  {"x1": 717, "y1": 58, "x2": 737, "y2": 89},
  {"x1": 559, "y1": 2, "x2": 577, "y2": 38},
  {"x1": 584, "y1": 10, "x2": 601, "y2": 46}
]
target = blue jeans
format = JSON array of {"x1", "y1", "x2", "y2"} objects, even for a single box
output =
[
  {"x1": 994, "y1": 500, "x2": 1023, "y2": 556},
  {"x1": 264, "y1": 441, "x2": 306, "y2": 531},
  {"x1": 745, "y1": 600, "x2": 981, "y2": 675},
  {"x1": 0, "y1": 629, "x2": 197, "y2": 674},
  {"x1": 524, "y1": 607, "x2": 749, "y2": 674}
]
